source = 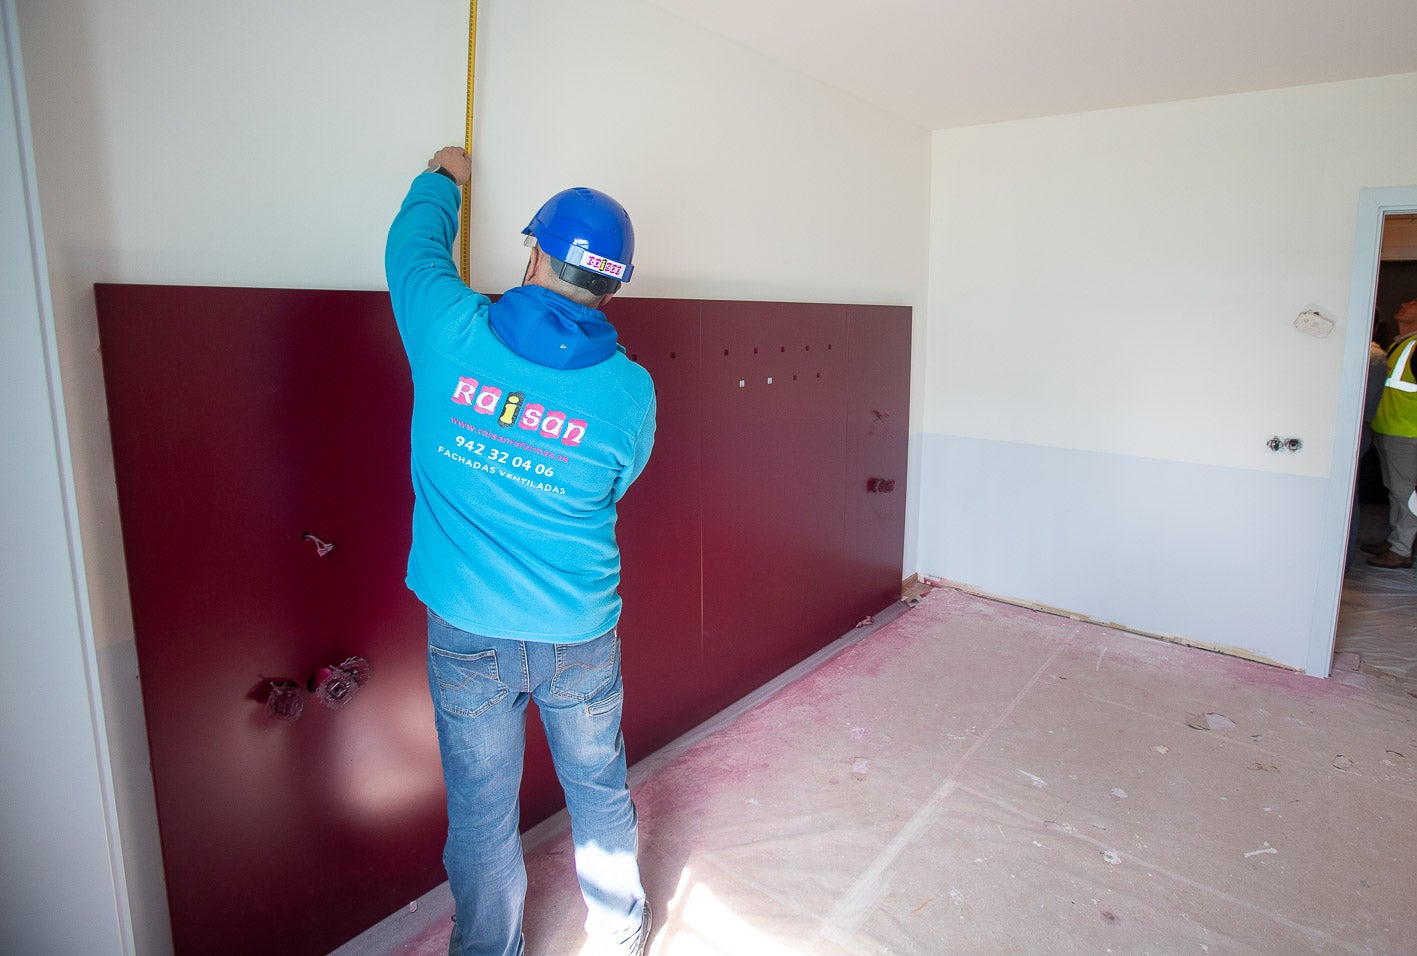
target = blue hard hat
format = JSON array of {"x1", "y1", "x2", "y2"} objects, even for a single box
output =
[{"x1": 522, "y1": 187, "x2": 635, "y2": 293}]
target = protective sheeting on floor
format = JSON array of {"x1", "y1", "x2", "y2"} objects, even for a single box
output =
[
  {"x1": 1338, "y1": 502, "x2": 1417, "y2": 686},
  {"x1": 336, "y1": 587, "x2": 1417, "y2": 955},
  {"x1": 1337, "y1": 560, "x2": 1417, "y2": 686}
]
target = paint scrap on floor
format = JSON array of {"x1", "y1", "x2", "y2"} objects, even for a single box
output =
[{"x1": 1187, "y1": 712, "x2": 1236, "y2": 731}]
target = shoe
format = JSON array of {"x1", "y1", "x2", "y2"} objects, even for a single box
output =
[
  {"x1": 1367, "y1": 549, "x2": 1413, "y2": 568},
  {"x1": 632, "y1": 901, "x2": 652, "y2": 956},
  {"x1": 1358, "y1": 539, "x2": 1391, "y2": 555}
]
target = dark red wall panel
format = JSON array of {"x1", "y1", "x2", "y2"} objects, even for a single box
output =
[
  {"x1": 97, "y1": 286, "x2": 908, "y2": 955},
  {"x1": 606, "y1": 299, "x2": 708, "y2": 750},
  {"x1": 699, "y1": 301, "x2": 855, "y2": 713},
  {"x1": 96, "y1": 286, "x2": 445, "y2": 956},
  {"x1": 844, "y1": 305, "x2": 913, "y2": 612}
]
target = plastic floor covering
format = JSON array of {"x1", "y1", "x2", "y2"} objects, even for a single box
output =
[
  {"x1": 336, "y1": 579, "x2": 1417, "y2": 955},
  {"x1": 1336, "y1": 502, "x2": 1417, "y2": 687}
]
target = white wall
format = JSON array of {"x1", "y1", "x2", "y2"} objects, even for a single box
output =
[
  {"x1": 921, "y1": 73, "x2": 1417, "y2": 671},
  {"x1": 14, "y1": 0, "x2": 930, "y2": 949}
]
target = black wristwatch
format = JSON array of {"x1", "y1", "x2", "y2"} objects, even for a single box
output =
[{"x1": 427, "y1": 164, "x2": 457, "y2": 183}]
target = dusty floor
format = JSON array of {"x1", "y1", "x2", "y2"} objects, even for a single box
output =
[
  {"x1": 1336, "y1": 502, "x2": 1417, "y2": 687},
  {"x1": 336, "y1": 570, "x2": 1417, "y2": 955}
]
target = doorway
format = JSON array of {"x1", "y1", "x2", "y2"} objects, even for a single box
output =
[{"x1": 1319, "y1": 201, "x2": 1417, "y2": 681}]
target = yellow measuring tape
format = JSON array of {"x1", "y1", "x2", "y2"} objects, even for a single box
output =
[{"x1": 459, "y1": 0, "x2": 479, "y2": 280}]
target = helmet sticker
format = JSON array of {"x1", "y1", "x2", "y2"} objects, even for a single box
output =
[{"x1": 574, "y1": 250, "x2": 627, "y2": 280}]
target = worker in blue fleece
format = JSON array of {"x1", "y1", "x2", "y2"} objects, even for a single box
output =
[{"x1": 386, "y1": 145, "x2": 655, "y2": 956}]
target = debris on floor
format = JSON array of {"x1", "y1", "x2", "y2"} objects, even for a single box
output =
[{"x1": 1186, "y1": 712, "x2": 1237, "y2": 731}]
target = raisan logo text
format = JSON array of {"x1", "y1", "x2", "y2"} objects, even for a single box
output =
[{"x1": 451, "y1": 376, "x2": 587, "y2": 447}]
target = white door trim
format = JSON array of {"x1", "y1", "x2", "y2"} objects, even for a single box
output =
[{"x1": 2, "y1": 0, "x2": 134, "y2": 949}]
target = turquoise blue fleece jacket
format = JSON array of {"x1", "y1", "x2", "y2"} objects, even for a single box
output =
[{"x1": 385, "y1": 171, "x2": 656, "y2": 643}]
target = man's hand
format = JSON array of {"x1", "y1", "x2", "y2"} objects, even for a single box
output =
[{"x1": 427, "y1": 146, "x2": 471, "y2": 186}]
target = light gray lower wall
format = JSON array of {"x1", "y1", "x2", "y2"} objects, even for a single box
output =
[{"x1": 916, "y1": 433, "x2": 1332, "y2": 671}]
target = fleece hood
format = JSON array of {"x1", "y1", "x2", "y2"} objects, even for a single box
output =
[{"x1": 488, "y1": 284, "x2": 618, "y2": 370}]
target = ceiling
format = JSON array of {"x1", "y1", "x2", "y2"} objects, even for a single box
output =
[{"x1": 645, "y1": 0, "x2": 1417, "y2": 130}]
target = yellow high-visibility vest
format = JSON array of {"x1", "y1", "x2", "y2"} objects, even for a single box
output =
[{"x1": 1372, "y1": 332, "x2": 1417, "y2": 437}]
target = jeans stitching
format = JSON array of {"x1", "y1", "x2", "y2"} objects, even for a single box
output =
[
  {"x1": 585, "y1": 689, "x2": 623, "y2": 717},
  {"x1": 551, "y1": 631, "x2": 618, "y2": 702},
  {"x1": 429, "y1": 646, "x2": 508, "y2": 719}
]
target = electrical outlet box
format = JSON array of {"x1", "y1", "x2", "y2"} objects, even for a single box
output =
[{"x1": 1295, "y1": 310, "x2": 1334, "y2": 338}]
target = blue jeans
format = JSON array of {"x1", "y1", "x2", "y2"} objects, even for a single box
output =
[{"x1": 426, "y1": 610, "x2": 646, "y2": 956}]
